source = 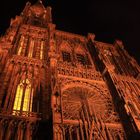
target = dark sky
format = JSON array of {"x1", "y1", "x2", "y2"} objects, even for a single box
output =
[{"x1": 0, "y1": 0, "x2": 140, "y2": 64}]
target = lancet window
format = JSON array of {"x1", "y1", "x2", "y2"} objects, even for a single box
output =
[
  {"x1": 13, "y1": 78, "x2": 33, "y2": 114},
  {"x1": 75, "y1": 46, "x2": 91, "y2": 66},
  {"x1": 60, "y1": 42, "x2": 72, "y2": 63},
  {"x1": 28, "y1": 39, "x2": 35, "y2": 58},
  {"x1": 40, "y1": 40, "x2": 44, "y2": 59},
  {"x1": 17, "y1": 35, "x2": 25, "y2": 55}
]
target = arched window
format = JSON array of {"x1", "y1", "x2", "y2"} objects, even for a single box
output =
[
  {"x1": 40, "y1": 40, "x2": 44, "y2": 59},
  {"x1": 17, "y1": 36, "x2": 25, "y2": 55},
  {"x1": 62, "y1": 51, "x2": 71, "y2": 62},
  {"x1": 28, "y1": 39, "x2": 34, "y2": 58},
  {"x1": 13, "y1": 79, "x2": 33, "y2": 114},
  {"x1": 75, "y1": 46, "x2": 89, "y2": 65},
  {"x1": 13, "y1": 82, "x2": 24, "y2": 111},
  {"x1": 60, "y1": 41, "x2": 72, "y2": 62}
]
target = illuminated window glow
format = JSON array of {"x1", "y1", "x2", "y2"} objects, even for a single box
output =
[
  {"x1": 17, "y1": 36, "x2": 25, "y2": 55},
  {"x1": 13, "y1": 83, "x2": 23, "y2": 111},
  {"x1": 13, "y1": 79, "x2": 33, "y2": 114},
  {"x1": 28, "y1": 40, "x2": 34, "y2": 58},
  {"x1": 23, "y1": 79, "x2": 31, "y2": 111},
  {"x1": 29, "y1": 89, "x2": 34, "y2": 112},
  {"x1": 40, "y1": 41, "x2": 44, "y2": 59}
]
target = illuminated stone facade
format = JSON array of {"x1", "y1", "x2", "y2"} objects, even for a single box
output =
[{"x1": 0, "y1": 1, "x2": 140, "y2": 140}]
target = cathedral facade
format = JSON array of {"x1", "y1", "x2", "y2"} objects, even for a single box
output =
[{"x1": 0, "y1": 1, "x2": 140, "y2": 140}]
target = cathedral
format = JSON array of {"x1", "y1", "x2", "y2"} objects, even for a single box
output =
[{"x1": 0, "y1": 0, "x2": 140, "y2": 140}]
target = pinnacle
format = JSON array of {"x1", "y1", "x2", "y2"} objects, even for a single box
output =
[
  {"x1": 37, "y1": 0, "x2": 44, "y2": 4},
  {"x1": 38, "y1": 0, "x2": 42, "y2": 3},
  {"x1": 33, "y1": 0, "x2": 45, "y2": 9}
]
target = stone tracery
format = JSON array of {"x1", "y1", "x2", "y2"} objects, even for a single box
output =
[
  {"x1": 0, "y1": 0, "x2": 139, "y2": 139},
  {"x1": 62, "y1": 86, "x2": 119, "y2": 123}
]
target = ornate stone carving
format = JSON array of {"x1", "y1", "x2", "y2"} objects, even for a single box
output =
[
  {"x1": 0, "y1": 1, "x2": 139, "y2": 139},
  {"x1": 62, "y1": 85, "x2": 119, "y2": 123}
]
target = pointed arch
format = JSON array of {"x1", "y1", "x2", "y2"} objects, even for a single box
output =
[
  {"x1": 40, "y1": 40, "x2": 44, "y2": 60},
  {"x1": 60, "y1": 41, "x2": 72, "y2": 52},
  {"x1": 74, "y1": 45, "x2": 86, "y2": 55},
  {"x1": 74, "y1": 45, "x2": 88, "y2": 65},
  {"x1": 74, "y1": 45, "x2": 91, "y2": 66},
  {"x1": 13, "y1": 82, "x2": 24, "y2": 111},
  {"x1": 60, "y1": 41, "x2": 72, "y2": 62},
  {"x1": 17, "y1": 35, "x2": 25, "y2": 55},
  {"x1": 13, "y1": 78, "x2": 34, "y2": 114},
  {"x1": 22, "y1": 79, "x2": 33, "y2": 112},
  {"x1": 28, "y1": 38, "x2": 35, "y2": 58}
]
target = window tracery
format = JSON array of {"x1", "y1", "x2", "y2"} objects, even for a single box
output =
[
  {"x1": 60, "y1": 41, "x2": 72, "y2": 63},
  {"x1": 62, "y1": 86, "x2": 117, "y2": 122},
  {"x1": 13, "y1": 82, "x2": 23, "y2": 111},
  {"x1": 75, "y1": 46, "x2": 90, "y2": 66},
  {"x1": 76, "y1": 53, "x2": 87, "y2": 65},
  {"x1": 62, "y1": 51, "x2": 71, "y2": 62},
  {"x1": 13, "y1": 78, "x2": 33, "y2": 114}
]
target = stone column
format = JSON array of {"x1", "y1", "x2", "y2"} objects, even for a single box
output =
[
  {"x1": 54, "y1": 124, "x2": 63, "y2": 140},
  {"x1": 6, "y1": 120, "x2": 18, "y2": 140},
  {"x1": 0, "y1": 119, "x2": 8, "y2": 140},
  {"x1": 17, "y1": 121, "x2": 26, "y2": 140},
  {"x1": 26, "y1": 122, "x2": 36, "y2": 140}
]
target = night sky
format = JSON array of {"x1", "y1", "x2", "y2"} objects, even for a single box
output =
[{"x1": 0, "y1": 0, "x2": 140, "y2": 64}]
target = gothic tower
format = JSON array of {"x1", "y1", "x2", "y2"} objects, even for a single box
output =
[{"x1": 0, "y1": 1, "x2": 140, "y2": 140}]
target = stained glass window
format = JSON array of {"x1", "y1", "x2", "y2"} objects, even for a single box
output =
[
  {"x1": 13, "y1": 83, "x2": 23, "y2": 111},
  {"x1": 13, "y1": 79, "x2": 33, "y2": 114},
  {"x1": 40, "y1": 41, "x2": 44, "y2": 59},
  {"x1": 17, "y1": 36, "x2": 25, "y2": 55},
  {"x1": 22, "y1": 79, "x2": 31, "y2": 111}
]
